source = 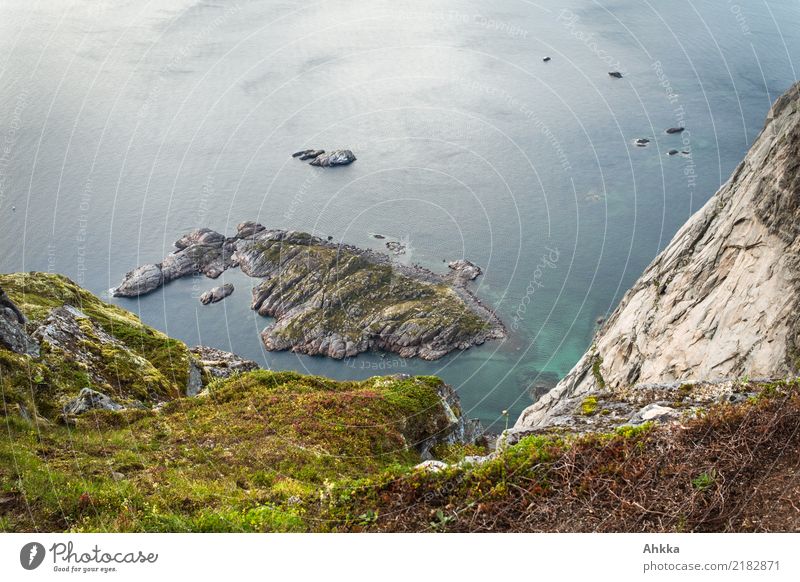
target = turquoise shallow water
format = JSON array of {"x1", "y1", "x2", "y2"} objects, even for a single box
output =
[{"x1": 1, "y1": 0, "x2": 798, "y2": 428}]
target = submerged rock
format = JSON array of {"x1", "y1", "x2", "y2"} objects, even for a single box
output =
[
  {"x1": 608, "y1": 71, "x2": 623, "y2": 78},
  {"x1": 634, "y1": 138, "x2": 650, "y2": 147},
  {"x1": 667, "y1": 149, "x2": 680, "y2": 156},
  {"x1": 543, "y1": 56, "x2": 551, "y2": 62},
  {"x1": 199, "y1": 283, "x2": 234, "y2": 305},
  {"x1": 63, "y1": 388, "x2": 123, "y2": 416},
  {"x1": 309, "y1": 149, "x2": 356, "y2": 167},
  {"x1": 665, "y1": 127, "x2": 685, "y2": 134}
]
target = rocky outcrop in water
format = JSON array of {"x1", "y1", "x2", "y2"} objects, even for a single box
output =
[
  {"x1": 114, "y1": 224, "x2": 505, "y2": 360},
  {"x1": 309, "y1": 149, "x2": 356, "y2": 167},
  {"x1": 448, "y1": 259, "x2": 482, "y2": 282},
  {"x1": 199, "y1": 283, "x2": 234, "y2": 305},
  {"x1": 291, "y1": 148, "x2": 356, "y2": 166},
  {"x1": 515, "y1": 81, "x2": 800, "y2": 431}
]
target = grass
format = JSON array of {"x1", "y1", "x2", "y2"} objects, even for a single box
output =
[
  {"x1": 313, "y1": 380, "x2": 800, "y2": 532},
  {"x1": 0, "y1": 369, "x2": 456, "y2": 532}
]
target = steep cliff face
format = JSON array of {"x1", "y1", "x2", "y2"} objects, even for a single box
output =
[{"x1": 517, "y1": 81, "x2": 800, "y2": 430}]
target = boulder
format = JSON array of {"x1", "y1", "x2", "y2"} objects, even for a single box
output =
[
  {"x1": 665, "y1": 127, "x2": 685, "y2": 134},
  {"x1": 199, "y1": 283, "x2": 234, "y2": 305},
  {"x1": 63, "y1": 388, "x2": 123, "y2": 416},
  {"x1": 608, "y1": 71, "x2": 623, "y2": 78},
  {"x1": 448, "y1": 259, "x2": 482, "y2": 282},
  {"x1": 309, "y1": 149, "x2": 356, "y2": 167},
  {"x1": 0, "y1": 288, "x2": 39, "y2": 356}
]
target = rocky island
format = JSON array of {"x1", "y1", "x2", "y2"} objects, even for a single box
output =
[{"x1": 113, "y1": 224, "x2": 505, "y2": 360}]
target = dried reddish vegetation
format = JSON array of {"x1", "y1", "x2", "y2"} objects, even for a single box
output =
[{"x1": 320, "y1": 383, "x2": 800, "y2": 532}]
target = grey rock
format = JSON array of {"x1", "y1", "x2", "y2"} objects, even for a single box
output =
[
  {"x1": 199, "y1": 283, "x2": 234, "y2": 305},
  {"x1": 113, "y1": 228, "x2": 233, "y2": 297},
  {"x1": 64, "y1": 388, "x2": 123, "y2": 416},
  {"x1": 448, "y1": 259, "x2": 482, "y2": 282},
  {"x1": 186, "y1": 358, "x2": 204, "y2": 397},
  {"x1": 112, "y1": 263, "x2": 163, "y2": 297},
  {"x1": 189, "y1": 345, "x2": 259, "y2": 380},
  {"x1": 665, "y1": 127, "x2": 685, "y2": 134},
  {"x1": 629, "y1": 403, "x2": 681, "y2": 425},
  {"x1": 0, "y1": 289, "x2": 39, "y2": 356},
  {"x1": 414, "y1": 460, "x2": 448, "y2": 472},
  {"x1": 608, "y1": 71, "x2": 623, "y2": 78},
  {"x1": 309, "y1": 149, "x2": 356, "y2": 167}
]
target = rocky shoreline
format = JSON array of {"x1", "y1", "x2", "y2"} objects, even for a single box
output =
[{"x1": 113, "y1": 223, "x2": 505, "y2": 360}]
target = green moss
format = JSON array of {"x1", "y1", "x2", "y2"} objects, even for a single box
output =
[
  {"x1": 580, "y1": 395, "x2": 599, "y2": 416},
  {"x1": 0, "y1": 369, "x2": 454, "y2": 532},
  {"x1": 591, "y1": 354, "x2": 606, "y2": 389},
  {"x1": 0, "y1": 272, "x2": 188, "y2": 405}
]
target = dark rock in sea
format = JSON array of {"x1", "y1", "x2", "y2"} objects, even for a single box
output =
[
  {"x1": 199, "y1": 283, "x2": 234, "y2": 305},
  {"x1": 372, "y1": 233, "x2": 386, "y2": 239},
  {"x1": 63, "y1": 387, "x2": 123, "y2": 416},
  {"x1": 309, "y1": 149, "x2": 356, "y2": 167},
  {"x1": 608, "y1": 71, "x2": 623, "y2": 78},
  {"x1": 634, "y1": 138, "x2": 650, "y2": 147},
  {"x1": 668, "y1": 149, "x2": 680, "y2": 156},
  {"x1": 543, "y1": 56, "x2": 551, "y2": 62},
  {"x1": 292, "y1": 149, "x2": 325, "y2": 160},
  {"x1": 665, "y1": 127, "x2": 685, "y2": 134},
  {"x1": 115, "y1": 225, "x2": 505, "y2": 361},
  {"x1": 300, "y1": 149, "x2": 325, "y2": 161}
]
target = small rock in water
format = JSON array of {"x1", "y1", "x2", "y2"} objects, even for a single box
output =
[
  {"x1": 668, "y1": 149, "x2": 680, "y2": 156},
  {"x1": 385, "y1": 240, "x2": 406, "y2": 255},
  {"x1": 448, "y1": 259, "x2": 482, "y2": 281},
  {"x1": 542, "y1": 56, "x2": 551, "y2": 62},
  {"x1": 372, "y1": 233, "x2": 386, "y2": 239},
  {"x1": 199, "y1": 283, "x2": 234, "y2": 305},
  {"x1": 634, "y1": 138, "x2": 650, "y2": 147},
  {"x1": 608, "y1": 71, "x2": 623, "y2": 78},
  {"x1": 309, "y1": 149, "x2": 356, "y2": 167},
  {"x1": 665, "y1": 127, "x2": 685, "y2": 134}
]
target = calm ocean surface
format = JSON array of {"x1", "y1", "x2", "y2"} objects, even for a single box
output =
[{"x1": 1, "y1": 0, "x2": 798, "y2": 427}]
